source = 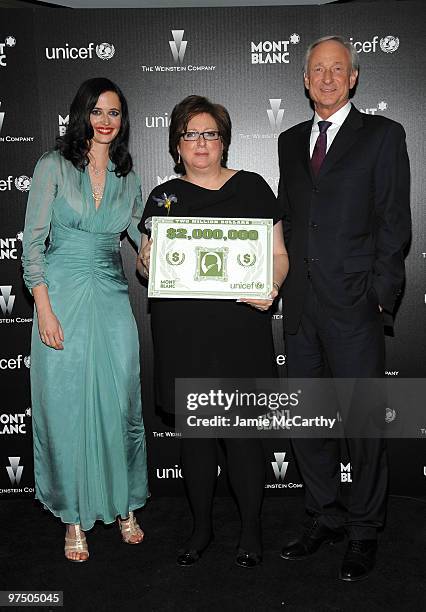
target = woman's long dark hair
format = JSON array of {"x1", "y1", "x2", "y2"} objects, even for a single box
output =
[{"x1": 55, "y1": 77, "x2": 132, "y2": 177}]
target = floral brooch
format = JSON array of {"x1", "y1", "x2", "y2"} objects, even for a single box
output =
[{"x1": 153, "y1": 192, "x2": 178, "y2": 216}]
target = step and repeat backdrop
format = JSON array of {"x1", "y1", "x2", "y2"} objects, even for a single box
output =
[{"x1": 1, "y1": 2, "x2": 425, "y2": 500}]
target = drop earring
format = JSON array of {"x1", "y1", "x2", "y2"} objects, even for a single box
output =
[{"x1": 178, "y1": 153, "x2": 181, "y2": 164}]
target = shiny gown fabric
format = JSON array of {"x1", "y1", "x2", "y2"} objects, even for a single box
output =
[{"x1": 22, "y1": 151, "x2": 149, "y2": 530}]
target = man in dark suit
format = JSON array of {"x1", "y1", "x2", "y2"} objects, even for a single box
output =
[{"x1": 277, "y1": 35, "x2": 410, "y2": 581}]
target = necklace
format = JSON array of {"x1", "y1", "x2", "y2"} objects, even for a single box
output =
[{"x1": 88, "y1": 159, "x2": 107, "y2": 205}]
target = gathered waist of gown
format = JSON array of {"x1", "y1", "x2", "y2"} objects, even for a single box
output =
[
  {"x1": 48, "y1": 222, "x2": 120, "y2": 256},
  {"x1": 46, "y1": 222, "x2": 125, "y2": 282}
]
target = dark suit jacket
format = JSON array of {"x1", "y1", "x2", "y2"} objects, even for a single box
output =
[{"x1": 278, "y1": 104, "x2": 411, "y2": 333}]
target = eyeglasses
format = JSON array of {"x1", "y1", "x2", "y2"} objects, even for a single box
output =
[{"x1": 180, "y1": 130, "x2": 221, "y2": 141}]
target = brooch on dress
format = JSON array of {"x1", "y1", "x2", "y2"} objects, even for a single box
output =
[{"x1": 152, "y1": 192, "x2": 178, "y2": 216}]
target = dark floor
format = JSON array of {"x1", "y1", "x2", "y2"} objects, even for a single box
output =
[{"x1": 0, "y1": 496, "x2": 425, "y2": 612}]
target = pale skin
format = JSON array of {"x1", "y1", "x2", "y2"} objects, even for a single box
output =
[
  {"x1": 31, "y1": 91, "x2": 141, "y2": 560},
  {"x1": 137, "y1": 112, "x2": 289, "y2": 308},
  {"x1": 304, "y1": 40, "x2": 382, "y2": 311}
]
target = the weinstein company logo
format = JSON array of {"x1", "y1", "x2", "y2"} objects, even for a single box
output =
[
  {"x1": 0, "y1": 101, "x2": 4, "y2": 133},
  {"x1": 6, "y1": 457, "x2": 23, "y2": 485},
  {"x1": 141, "y1": 30, "x2": 215, "y2": 73},
  {"x1": 272, "y1": 452, "x2": 289, "y2": 481},
  {"x1": 0, "y1": 285, "x2": 15, "y2": 316},
  {"x1": 267, "y1": 99, "x2": 284, "y2": 131},
  {"x1": 0, "y1": 102, "x2": 34, "y2": 143},
  {"x1": 169, "y1": 30, "x2": 187, "y2": 64}
]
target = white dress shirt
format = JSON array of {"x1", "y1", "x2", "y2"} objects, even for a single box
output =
[{"x1": 309, "y1": 101, "x2": 352, "y2": 158}]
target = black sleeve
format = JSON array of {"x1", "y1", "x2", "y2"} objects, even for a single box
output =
[
  {"x1": 139, "y1": 185, "x2": 163, "y2": 235},
  {"x1": 277, "y1": 132, "x2": 291, "y2": 245},
  {"x1": 371, "y1": 121, "x2": 411, "y2": 312},
  {"x1": 244, "y1": 171, "x2": 282, "y2": 225}
]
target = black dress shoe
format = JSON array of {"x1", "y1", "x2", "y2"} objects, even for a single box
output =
[
  {"x1": 177, "y1": 549, "x2": 202, "y2": 566},
  {"x1": 177, "y1": 536, "x2": 213, "y2": 566},
  {"x1": 281, "y1": 519, "x2": 344, "y2": 560},
  {"x1": 339, "y1": 539, "x2": 377, "y2": 582},
  {"x1": 235, "y1": 549, "x2": 262, "y2": 568}
]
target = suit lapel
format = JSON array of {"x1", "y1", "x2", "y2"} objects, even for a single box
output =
[{"x1": 317, "y1": 105, "x2": 364, "y2": 179}]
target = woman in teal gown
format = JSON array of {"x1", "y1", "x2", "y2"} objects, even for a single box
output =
[{"x1": 22, "y1": 78, "x2": 149, "y2": 561}]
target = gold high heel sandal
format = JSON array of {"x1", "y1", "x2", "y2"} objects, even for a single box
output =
[
  {"x1": 64, "y1": 524, "x2": 89, "y2": 562},
  {"x1": 118, "y1": 511, "x2": 144, "y2": 544}
]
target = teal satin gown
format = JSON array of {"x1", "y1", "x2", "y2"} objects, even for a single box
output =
[{"x1": 22, "y1": 151, "x2": 149, "y2": 530}]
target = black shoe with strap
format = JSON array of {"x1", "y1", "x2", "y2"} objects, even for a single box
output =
[
  {"x1": 339, "y1": 539, "x2": 377, "y2": 582},
  {"x1": 280, "y1": 518, "x2": 344, "y2": 560}
]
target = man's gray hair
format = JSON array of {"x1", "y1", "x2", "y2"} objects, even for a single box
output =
[{"x1": 304, "y1": 35, "x2": 360, "y2": 74}]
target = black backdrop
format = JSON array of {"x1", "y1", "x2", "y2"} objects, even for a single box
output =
[{"x1": 0, "y1": 2, "x2": 425, "y2": 500}]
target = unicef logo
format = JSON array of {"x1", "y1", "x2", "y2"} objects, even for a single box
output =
[
  {"x1": 380, "y1": 36, "x2": 399, "y2": 54},
  {"x1": 15, "y1": 176, "x2": 32, "y2": 192},
  {"x1": 385, "y1": 407, "x2": 396, "y2": 423},
  {"x1": 5, "y1": 36, "x2": 16, "y2": 47},
  {"x1": 96, "y1": 43, "x2": 115, "y2": 60},
  {"x1": 24, "y1": 355, "x2": 31, "y2": 369}
]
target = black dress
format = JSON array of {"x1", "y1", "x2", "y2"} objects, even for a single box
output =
[{"x1": 140, "y1": 170, "x2": 280, "y2": 413}]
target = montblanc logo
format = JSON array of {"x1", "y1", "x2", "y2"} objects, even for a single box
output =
[
  {"x1": 141, "y1": 30, "x2": 215, "y2": 74},
  {"x1": 0, "y1": 286, "x2": 15, "y2": 316},
  {"x1": 341, "y1": 462, "x2": 352, "y2": 483},
  {"x1": 169, "y1": 30, "x2": 187, "y2": 64},
  {"x1": 272, "y1": 452, "x2": 289, "y2": 481},
  {"x1": 360, "y1": 100, "x2": 388, "y2": 116},
  {"x1": 349, "y1": 35, "x2": 399, "y2": 54},
  {"x1": 58, "y1": 114, "x2": 69, "y2": 136},
  {"x1": 1, "y1": 237, "x2": 20, "y2": 260},
  {"x1": 267, "y1": 99, "x2": 284, "y2": 131},
  {"x1": 0, "y1": 411, "x2": 31, "y2": 435},
  {"x1": 251, "y1": 33, "x2": 300, "y2": 65},
  {"x1": 157, "y1": 173, "x2": 179, "y2": 186},
  {"x1": 6, "y1": 457, "x2": 23, "y2": 485},
  {"x1": 0, "y1": 102, "x2": 34, "y2": 143},
  {"x1": 45, "y1": 42, "x2": 115, "y2": 61},
  {"x1": 0, "y1": 176, "x2": 32, "y2": 192},
  {"x1": 0, "y1": 35, "x2": 16, "y2": 67}
]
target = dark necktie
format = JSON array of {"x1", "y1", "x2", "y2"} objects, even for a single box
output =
[{"x1": 311, "y1": 120, "x2": 332, "y2": 176}]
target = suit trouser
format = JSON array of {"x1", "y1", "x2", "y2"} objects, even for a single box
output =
[{"x1": 285, "y1": 282, "x2": 388, "y2": 540}]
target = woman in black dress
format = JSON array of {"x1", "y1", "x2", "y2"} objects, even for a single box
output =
[{"x1": 138, "y1": 95, "x2": 288, "y2": 567}]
